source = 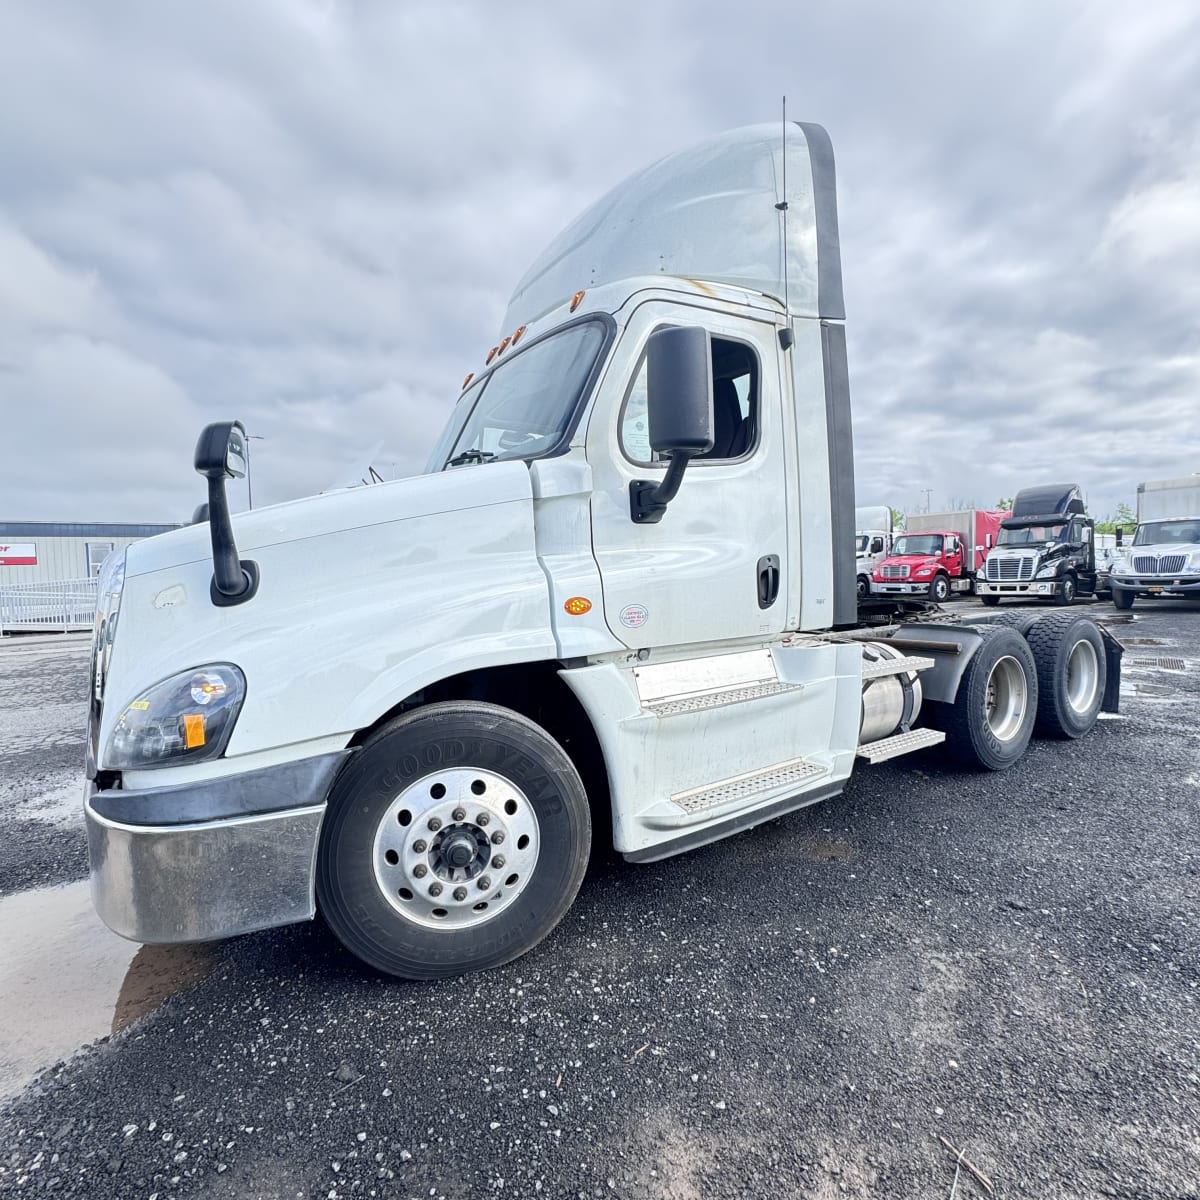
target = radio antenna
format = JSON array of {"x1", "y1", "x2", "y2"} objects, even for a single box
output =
[{"x1": 776, "y1": 95, "x2": 794, "y2": 350}]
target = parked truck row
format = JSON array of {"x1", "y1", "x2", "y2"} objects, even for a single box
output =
[{"x1": 86, "y1": 123, "x2": 1128, "y2": 980}]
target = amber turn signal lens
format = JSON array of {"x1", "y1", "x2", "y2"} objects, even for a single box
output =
[
  {"x1": 182, "y1": 712, "x2": 206, "y2": 749},
  {"x1": 564, "y1": 596, "x2": 592, "y2": 616},
  {"x1": 569, "y1": 290, "x2": 585, "y2": 312}
]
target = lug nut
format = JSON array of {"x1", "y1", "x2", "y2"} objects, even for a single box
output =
[
  {"x1": 491, "y1": 855, "x2": 506, "y2": 869},
  {"x1": 476, "y1": 813, "x2": 490, "y2": 827},
  {"x1": 413, "y1": 864, "x2": 428, "y2": 879},
  {"x1": 491, "y1": 831, "x2": 505, "y2": 845},
  {"x1": 412, "y1": 839, "x2": 427, "y2": 853},
  {"x1": 429, "y1": 882, "x2": 443, "y2": 897},
  {"x1": 453, "y1": 887, "x2": 468, "y2": 902},
  {"x1": 452, "y1": 807, "x2": 466, "y2": 822},
  {"x1": 428, "y1": 817, "x2": 442, "y2": 832},
  {"x1": 477, "y1": 876, "x2": 492, "y2": 891}
]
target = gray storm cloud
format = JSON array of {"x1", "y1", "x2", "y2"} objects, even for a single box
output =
[{"x1": 0, "y1": 0, "x2": 1197, "y2": 522}]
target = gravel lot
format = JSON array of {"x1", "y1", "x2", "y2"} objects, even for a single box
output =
[{"x1": 1, "y1": 602, "x2": 1197, "y2": 1198}]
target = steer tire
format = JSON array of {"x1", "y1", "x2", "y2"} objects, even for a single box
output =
[
  {"x1": 857, "y1": 574, "x2": 870, "y2": 598},
  {"x1": 1025, "y1": 614, "x2": 1107, "y2": 739},
  {"x1": 930, "y1": 574, "x2": 951, "y2": 603},
  {"x1": 1054, "y1": 573, "x2": 1077, "y2": 607},
  {"x1": 929, "y1": 628, "x2": 1037, "y2": 771},
  {"x1": 1112, "y1": 589, "x2": 1134, "y2": 611},
  {"x1": 980, "y1": 594, "x2": 1000, "y2": 607},
  {"x1": 317, "y1": 701, "x2": 591, "y2": 980}
]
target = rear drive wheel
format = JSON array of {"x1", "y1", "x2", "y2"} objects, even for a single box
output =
[
  {"x1": 317, "y1": 701, "x2": 591, "y2": 979},
  {"x1": 1025, "y1": 614, "x2": 1106, "y2": 738},
  {"x1": 930, "y1": 574, "x2": 951, "y2": 603},
  {"x1": 1112, "y1": 589, "x2": 1134, "y2": 611},
  {"x1": 980, "y1": 594, "x2": 1000, "y2": 607},
  {"x1": 1055, "y1": 573, "x2": 1077, "y2": 607},
  {"x1": 931, "y1": 628, "x2": 1037, "y2": 770}
]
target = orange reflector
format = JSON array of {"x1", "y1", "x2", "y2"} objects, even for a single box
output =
[
  {"x1": 485, "y1": 346, "x2": 499, "y2": 364},
  {"x1": 511, "y1": 325, "x2": 527, "y2": 346},
  {"x1": 462, "y1": 372, "x2": 474, "y2": 390},
  {"x1": 182, "y1": 713, "x2": 206, "y2": 749},
  {"x1": 497, "y1": 336, "x2": 511, "y2": 354},
  {"x1": 564, "y1": 596, "x2": 592, "y2": 616},
  {"x1": 569, "y1": 290, "x2": 585, "y2": 312}
]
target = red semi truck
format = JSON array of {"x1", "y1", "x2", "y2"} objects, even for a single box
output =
[{"x1": 871, "y1": 509, "x2": 1008, "y2": 602}]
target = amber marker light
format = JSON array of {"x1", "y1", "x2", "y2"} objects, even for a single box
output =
[
  {"x1": 462, "y1": 372, "x2": 474, "y2": 390},
  {"x1": 182, "y1": 712, "x2": 207, "y2": 749},
  {"x1": 511, "y1": 325, "x2": 527, "y2": 346},
  {"x1": 497, "y1": 336, "x2": 511, "y2": 355},
  {"x1": 564, "y1": 596, "x2": 592, "y2": 616},
  {"x1": 569, "y1": 290, "x2": 585, "y2": 312},
  {"x1": 485, "y1": 346, "x2": 499, "y2": 364}
]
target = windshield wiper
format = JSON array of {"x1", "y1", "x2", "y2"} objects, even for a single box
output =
[{"x1": 446, "y1": 449, "x2": 497, "y2": 468}]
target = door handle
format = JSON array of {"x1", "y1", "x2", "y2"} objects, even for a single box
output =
[{"x1": 757, "y1": 554, "x2": 780, "y2": 609}]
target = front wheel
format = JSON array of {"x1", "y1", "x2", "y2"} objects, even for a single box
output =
[
  {"x1": 1112, "y1": 589, "x2": 1135, "y2": 611},
  {"x1": 980, "y1": 594, "x2": 1001, "y2": 607},
  {"x1": 930, "y1": 574, "x2": 951, "y2": 603},
  {"x1": 1055, "y1": 573, "x2": 1077, "y2": 606},
  {"x1": 317, "y1": 702, "x2": 592, "y2": 979},
  {"x1": 857, "y1": 574, "x2": 870, "y2": 598}
]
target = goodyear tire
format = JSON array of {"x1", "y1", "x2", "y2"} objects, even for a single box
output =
[
  {"x1": 929, "y1": 628, "x2": 1037, "y2": 770},
  {"x1": 1025, "y1": 614, "x2": 1106, "y2": 739},
  {"x1": 930, "y1": 574, "x2": 951, "y2": 603},
  {"x1": 317, "y1": 702, "x2": 591, "y2": 980}
]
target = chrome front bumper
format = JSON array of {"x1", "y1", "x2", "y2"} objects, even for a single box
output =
[
  {"x1": 85, "y1": 751, "x2": 349, "y2": 944},
  {"x1": 872, "y1": 581, "x2": 930, "y2": 595},
  {"x1": 976, "y1": 580, "x2": 1060, "y2": 596}
]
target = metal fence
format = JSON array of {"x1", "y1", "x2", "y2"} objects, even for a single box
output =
[{"x1": 0, "y1": 578, "x2": 98, "y2": 634}]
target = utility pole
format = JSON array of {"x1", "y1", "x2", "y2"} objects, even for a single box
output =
[
  {"x1": 921, "y1": 488, "x2": 933, "y2": 513},
  {"x1": 246, "y1": 434, "x2": 266, "y2": 509}
]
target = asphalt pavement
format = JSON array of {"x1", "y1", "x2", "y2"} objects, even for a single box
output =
[{"x1": 1, "y1": 602, "x2": 1197, "y2": 1198}]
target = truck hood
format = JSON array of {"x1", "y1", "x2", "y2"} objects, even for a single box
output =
[
  {"x1": 878, "y1": 555, "x2": 940, "y2": 569},
  {"x1": 1120, "y1": 541, "x2": 1200, "y2": 561},
  {"x1": 126, "y1": 461, "x2": 535, "y2": 579}
]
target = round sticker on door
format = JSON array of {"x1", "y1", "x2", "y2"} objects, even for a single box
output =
[{"x1": 619, "y1": 603, "x2": 649, "y2": 629}]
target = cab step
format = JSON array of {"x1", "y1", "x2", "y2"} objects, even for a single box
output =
[
  {"x1": 856, "y1": 727, "x2": 945, "y2": 764},
  {"x1": 644, "y1": 679, "x2": 804, "y2": 718},
  {"x1": 670, "y1": 756, "x2": 826, "y2": 814},
  {"x1": 861, "y1": 654, "x2": 935, "y2": 680}
]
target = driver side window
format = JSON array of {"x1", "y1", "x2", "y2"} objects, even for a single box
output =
[{"x1": 620, "y1": 335, "x2": 759, "y2": 465}]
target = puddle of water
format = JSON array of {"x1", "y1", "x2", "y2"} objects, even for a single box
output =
[
  {"x1": 17, "y1": 780, "x2": 85, "y2": 828},
  {"x1": 1121, "y1": 682, "x2": 1174, "y2": 698},
  {"x1": 0, "y1": 881, "x2": 213, "y2": 1102},
  {"x1": 1120, "y1": 637, "x2": 1166, "y2": 646}
]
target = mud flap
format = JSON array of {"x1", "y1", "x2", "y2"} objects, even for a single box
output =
[{"x1": 1098, "y1": 625, "x2": 1123, "y2": 713}]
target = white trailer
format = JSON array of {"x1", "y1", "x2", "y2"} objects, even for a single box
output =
[{"x1": 82, "y1": 124, "x2": 1124, "y2": 979}]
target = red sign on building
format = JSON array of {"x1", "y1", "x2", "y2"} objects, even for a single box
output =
[{"x1": 0, "y1": 543, "x2": 38, "y2": 566}]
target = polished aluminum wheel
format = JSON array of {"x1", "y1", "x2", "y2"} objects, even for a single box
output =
[
  {"x1": 371, "y1": 767, "x2": 540, "y2": 930},
  {"x1": 1065, "y1": 638, "x2": 1099, "y2": 715},
  {"x1": 984, "y1": 655, "x2": 1028, "y2": 742}
]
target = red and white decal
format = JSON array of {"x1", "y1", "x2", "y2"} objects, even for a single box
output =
[{"x1": 0, "y1": 543, "x2": 37, "y2": 566}]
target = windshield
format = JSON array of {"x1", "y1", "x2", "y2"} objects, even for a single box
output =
[
  {"x1": 1134, "y1": 519, "x2": 1200, "y2": 546},
  {"x1": 855, "y1": 535, "x2": 869, "y2": 553},
  {"x1": 998, "y1": 523, "x2": 1065, "y2": 546},
  {"x1": 430, "y1": 320, "x2": 609, "y2": 470},
  {"x1": 891, "y1": 534, "x2": 942, "y2": 556}
]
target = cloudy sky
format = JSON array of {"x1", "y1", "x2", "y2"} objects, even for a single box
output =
[{"x1": 1, "y1": 1, "x2": 1197, "y2": 524}]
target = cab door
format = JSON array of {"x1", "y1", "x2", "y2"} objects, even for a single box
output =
[{"x1": 586, "y1": 300, "x2": 793, "y2": 651}]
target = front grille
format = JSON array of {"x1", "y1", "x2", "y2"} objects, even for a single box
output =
[
  {"x1": 1133, "y1": 554, "x2": 1187, "y2": 574},
  {"x1": 881, "y1": 564, "x2": 910, "y2": 579},
  {"x1": 986, "y1": 555, "x2": 1036, "y2": 581}
]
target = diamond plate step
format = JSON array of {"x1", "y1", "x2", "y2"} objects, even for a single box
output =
[
  {"x1": 861, "y1": 654, "x2": 935, "y2": 680},
  {"x1": 671, "y1": 757, "x2": 826, "y2": 814},
  {"x1": 645, "y1": 680, "x2": 804, "y2": 718},
  {"x1": 856, "y1": 727, "x2": 945, "y2": 764}
]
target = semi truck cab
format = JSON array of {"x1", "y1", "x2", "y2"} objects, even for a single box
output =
[
  {"x1": 83, "y1": 124, "x2": 1123, "y2": 980},
  {"x1": 977, "y1": 484, "x2": 1096, "y2": 606}
]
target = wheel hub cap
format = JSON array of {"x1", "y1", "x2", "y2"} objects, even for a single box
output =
[{"x1": 371, "y1": 767, "x2": 541, "y2": 930}]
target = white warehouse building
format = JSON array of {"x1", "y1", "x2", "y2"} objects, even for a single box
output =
[{"x1": 0, "y1": 521, "x2": 180, "y2": 585}]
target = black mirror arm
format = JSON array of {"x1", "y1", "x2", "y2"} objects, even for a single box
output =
[{"x1": 629, "y1": 452, "x2": 694, "y2": 524}]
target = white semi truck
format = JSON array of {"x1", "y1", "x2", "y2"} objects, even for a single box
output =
[
  {"x1": 854, "y1": 505, "x2": 894, "y2": 597},
  {"x1": 1109, "y1": 477, "x2": 1200, "y2": 608},
  {"x1": 84, "y1": 124, "x2": 1123, "y2": 979}
]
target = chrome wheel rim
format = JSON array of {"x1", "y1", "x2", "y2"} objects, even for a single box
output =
[
  {"x1": 372, "y1": 767, "x2": 540, "y2": 930},
  {"x1": 984, "y1": 655, "x2": 1028, "y2": 742},
  {"x1": 1066, "y1": 639, "x2": 1099, "y2": 714}
]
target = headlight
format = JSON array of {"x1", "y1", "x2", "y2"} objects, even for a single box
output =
[
  {"x1": 91, "y1": 550, "x2": 127, "y2": 703},
  {"x1": 106, "y1": 664, "x2": 245, "y2": 770},
  {"x1": 1035, "y1": 561, "x2": 1061, "y2": 579}
]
